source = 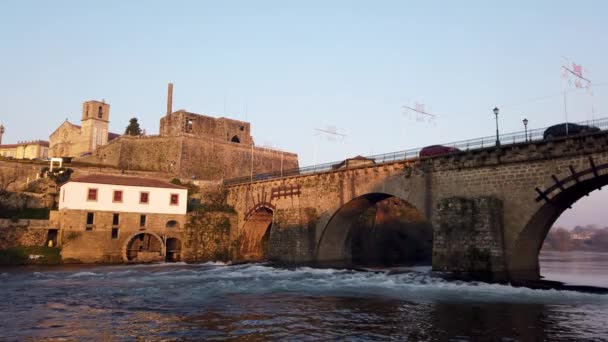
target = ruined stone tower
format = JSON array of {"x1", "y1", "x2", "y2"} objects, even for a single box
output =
[
  {"x1": 81, "y1": 100, "x2": 110, "y2": 151},
  {"x1": 159, "y1": 83, "x2": 254, "y2": 144}
]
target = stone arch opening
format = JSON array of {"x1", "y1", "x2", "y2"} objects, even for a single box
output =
[
  {"x1": 239, "y1": 206, "x2": 273, "y2": 261},
  {"x1": 125, "y1": 232, "x2": 164, "y2": 262},
  {"x1": 316, "y1": 193, "x2": 433, "y2": 267},
  {"x1": 511, "y1": 170, "x2": 608, "y2": 280},
  {"x1": 165, "y1": 237, "x2": 182, "y2": 262},
  {"x1": 231, "y1": 135, "x2": 240, "y2": 143}
]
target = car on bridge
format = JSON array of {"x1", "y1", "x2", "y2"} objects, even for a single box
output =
[
  {"x1": 419, "y1": 145, "x2": 460, "y2": 158},
  {"x1": 543, "y1": 123, "x2": 600, "y2": 140}
]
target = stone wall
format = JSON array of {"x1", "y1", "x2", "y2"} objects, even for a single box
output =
[
  {"x1": 56, "y1": 209, "x2": 186, "y2": 263},
  {"x1": 77, "y1": 134, "x2": 299, "y2": 180},
  {"x1": 77, "y1": 135, "x2": 181, "y2": 172},
  {"x1": 0, "y1": 160, "x2": 44, "y2": 192},
  {"x1": 0, "y1": 219, "x2": 52, "y2": 249},
  {"x1": 182, "y1": 211, "x2": 236, "y2": 262}
]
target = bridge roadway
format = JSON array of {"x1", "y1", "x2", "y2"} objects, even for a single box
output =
[{"x1": 224, "y1": 125, "x2": 608, "y2": 281}]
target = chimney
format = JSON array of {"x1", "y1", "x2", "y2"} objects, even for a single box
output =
[{"x1": 167, "y1": 83, "x2": 173, "y2": 117}]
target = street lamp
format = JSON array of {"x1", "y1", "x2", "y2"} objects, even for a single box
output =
[
  {"x1": 523, "y1": 118, "x2": 529, "y2": 142},
  {"x1": 493, "y1": 107, "x2": 500, "y2": 147}
]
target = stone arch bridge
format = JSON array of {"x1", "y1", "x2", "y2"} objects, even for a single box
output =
[{"x1": 225, "y1": 132, "x2": 608, "y2": 281}]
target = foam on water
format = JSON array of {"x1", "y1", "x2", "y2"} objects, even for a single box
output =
[
  {"x1": 2, "y1": 258, "x2": 607, "y2": 340},
  {"x1": 1, "y1": 263, "x2": 606, "y2": 305}
]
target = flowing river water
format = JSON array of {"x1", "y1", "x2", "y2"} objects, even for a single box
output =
[{"x1": 0, "y1": 251, "x2": 607, "y2": 341}]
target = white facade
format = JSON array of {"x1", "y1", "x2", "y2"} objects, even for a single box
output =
[{"x1": 59, "y1": 181, "x2": 187, "y2": 215}]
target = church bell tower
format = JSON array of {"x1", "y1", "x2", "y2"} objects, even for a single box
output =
[{"x1": 81, "y1": 100, "x2": 110, "y2": 151}]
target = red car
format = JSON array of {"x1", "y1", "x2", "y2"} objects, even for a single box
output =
[{"x1": 419, "y1": 145, "x2": 460, "y2": 158}]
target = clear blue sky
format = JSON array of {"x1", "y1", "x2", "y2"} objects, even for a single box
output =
[{"x1": 1, "y1": 1, "x2": 607, "y2": 227}]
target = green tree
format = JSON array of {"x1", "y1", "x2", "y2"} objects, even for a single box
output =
[{"x1": 124, "y1": 117, "x2": 143, "y2": 136}]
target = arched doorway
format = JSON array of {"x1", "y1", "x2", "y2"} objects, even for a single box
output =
[
  {"x1": 511, "y1": 168, "x2": 608, "y2": 280},
  {"x1": 316, "y1": 193, "x2": 433, "y2": 267},
  {"x1": 231, "y1": 135, "x2": 240, "y2": 143},
  {"x1": 166, "y1": 238, "x2": 182, "y2": 262},
  {"x1": 239, "y1": 205, "x2": 274, "y2": 261},
  {"x1": 125, "y1": 233, "x2": 164, "y2": 262}
]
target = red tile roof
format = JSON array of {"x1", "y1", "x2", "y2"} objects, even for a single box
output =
[{"x1": 67, "y1": 174, "x2": 187, "y2": 189}]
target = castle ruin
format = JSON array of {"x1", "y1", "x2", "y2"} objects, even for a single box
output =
[{"x1": 77, "y1": 83, "x2": 299, "y2": 180}]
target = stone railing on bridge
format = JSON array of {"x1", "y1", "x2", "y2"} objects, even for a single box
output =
[{"x1": 224, "y1": 117, "x2": 608, "y2": 186}]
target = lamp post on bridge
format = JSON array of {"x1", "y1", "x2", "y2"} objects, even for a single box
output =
[
  {"x1": 493, "y1": 107, "x2": 500, "y2": 147},
  {"x1": 523, "y1": 118, "x2": 529, "y2": 142}
]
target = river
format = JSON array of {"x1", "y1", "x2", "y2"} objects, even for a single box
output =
[{"x1": 0, "y1": 251, "x2": 606, "y2": 341}]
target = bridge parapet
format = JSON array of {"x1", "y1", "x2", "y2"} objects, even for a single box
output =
[
  {"x1": 224, "y1": 118, "x2": 608, "y2": 187},
  {"x1": 225, "y1": 130, "x2": 608, "y2": 190}
]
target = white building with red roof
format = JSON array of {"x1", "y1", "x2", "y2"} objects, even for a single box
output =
[
  {"x1": 59, "y1": 174, "x2": 187, "y2": 214},
  {"x1": 53, "y1": 174, "x2": 188, "y2": 263}
]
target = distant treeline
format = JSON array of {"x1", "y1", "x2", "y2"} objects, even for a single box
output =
[{"x1": 543, "y1": 225, "x2": 608, "y2": 252}]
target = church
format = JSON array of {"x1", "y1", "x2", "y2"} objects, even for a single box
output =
[{"x1": 49, "y1": 100, "x2": 120, "y2": 158}]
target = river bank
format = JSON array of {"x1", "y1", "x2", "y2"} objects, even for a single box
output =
[{"x1": 0, "y1": 246, "x2": 61, "y2": 265}]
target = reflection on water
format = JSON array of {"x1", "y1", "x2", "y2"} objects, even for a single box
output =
[
  {"x1": 540, "y1": 250, "x2": 608, "y2": 287},
  {"x1": 0, "y1": 258, "x2": 607, "y2": 341}
]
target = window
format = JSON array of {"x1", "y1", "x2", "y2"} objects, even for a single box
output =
[
  {"x1": 112, "y1": 213, "x2": 119, "y2": 226},
  {"x1": 231, "y1": 135, "x2": 240, "y2": 143},
  {"x1": 113, "y1": 190, "x2": 123, "y2": 203},
  {"x1": 187, "y1": 119, "x2": 193, "y2": 132},
  {"x1": 86, "y1": 212, "x2": 94, "y2": 230},
  {"x1": 170, "y1": 194, "x2": 179, "y2": 206},
  {"x1": 140, "y1": 214, "x2": 146, "y2": 227},
  {"x1": 62, "y1": 189, "x2": 65, "y2": 202},
  {"x1": 111, "y1": 228, "x2": 119, "y2": 239},
  {"x1": 140, "y1": 192, "x2": 149, "y2": 204},
  {"x1": 166, "y1": 220, "x2": 178, "y2": 228},
  {"x1": 240, "y1": 126, "x2": 245, "y2": 131},
  {"x1": 87, "y1": 188, "x2": 98, "y2": 201},
  {"x1": 86, "y1": 212, "x2": 94, "y2": 225},
  {"x1": 98, "y1": 106, "x2": 103, "y2": 119}
]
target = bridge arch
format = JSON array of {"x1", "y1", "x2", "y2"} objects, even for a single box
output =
[
  {"x1": 239, "y1": 204, "x2": 274, "y2": 261},
  {"x1": 316, "y1": 192, "x2": 433, "y2": 267},
  {"x1": 511, "y1": 162, "x2": 608, "y2": 280}
]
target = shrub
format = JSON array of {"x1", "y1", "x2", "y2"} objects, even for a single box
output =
[
  {"x1": 0, "y1": 246, "x2": 61, "y2": 265},
  {"x1": 0, "y1": 208, "x2": 50, "y2": 220}
]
